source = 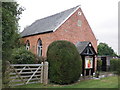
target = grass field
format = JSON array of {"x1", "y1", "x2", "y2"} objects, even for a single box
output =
[{"x1": 15, "y1": 76, "x2": 118, "y2": 88}]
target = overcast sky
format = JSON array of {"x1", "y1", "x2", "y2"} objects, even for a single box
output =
[{"x1": 17, "y1": 0, "x2": 119, "y2": 54}]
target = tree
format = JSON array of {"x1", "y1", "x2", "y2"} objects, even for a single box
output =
[
  {"x1": 2, "y1": 2, "x2": 23, "y2": 87},
  {"x1": 97, "y1": 43, "x2": 117, "y2": 56},
  {"x1": 2, "y1": 2, "x2": 23, "y2": 61},
  {"x1": 0, "y1": 2, "x2": 2, "y2": 60}
]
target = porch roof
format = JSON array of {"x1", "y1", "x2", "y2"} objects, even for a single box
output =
[{"x1": 76, "y1": 41, "x2": 97, "y2": 55}]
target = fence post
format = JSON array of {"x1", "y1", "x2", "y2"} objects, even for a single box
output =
[
  {"x1": 40, "y1": 62, "x2": 43, "y2": 83},
  {"x1": 5, "y1": 61, "x2": 11, "y2": 87},
  {"x1": 43, "y1": 62, "x2": 48, "y2": 84}
]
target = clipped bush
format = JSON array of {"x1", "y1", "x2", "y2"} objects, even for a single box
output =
[
  {"x1": 47, "y1": 40, "x2": 82, "y2": 84},
  {"x1": 11, "y1": 47, "x2": 35, "y2": 64}
]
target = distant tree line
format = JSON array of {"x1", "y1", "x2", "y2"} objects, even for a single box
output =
[{"x1": 97, "y1": 43, "x2": 117, "y2": 56}]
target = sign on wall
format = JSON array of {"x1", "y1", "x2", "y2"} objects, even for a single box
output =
[{"x1": 85, "y1": 57, "x2": 93, "y2": 69}]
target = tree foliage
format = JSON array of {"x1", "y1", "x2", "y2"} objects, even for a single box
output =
[
  {"x1": 11, "y1": 47, "x2": 35, "y2": 64},
  {"x1": 2, "y1": 2, "x2": 24, "y2": 87},
  {"x1": 2, "y1": 2, "x2": 23, "y2": 61},
  {"x1": 97, "y1": 43, "x2": 117, "y2": 56},
  {"x1": 47, "y1": 40, "x2": 82, "y2": 85},
  {"x1": 11, "y1": 47, "x2": 45, "y2": 64}
]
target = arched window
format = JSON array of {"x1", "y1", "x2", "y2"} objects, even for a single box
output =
[
  {"x1": 37, "y1": 39, "x2": 42, "y2": 56},
  {"x1": 26, "y1": 40, "x2": 30, "y2": 50}
]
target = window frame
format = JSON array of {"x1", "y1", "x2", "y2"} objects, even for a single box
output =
[
  {"x1": 37, "y1": 39, "x2": 42, "y2": 57},
  {"x1": 26, "y1": 40, "x2": 30, "y2": 50}
]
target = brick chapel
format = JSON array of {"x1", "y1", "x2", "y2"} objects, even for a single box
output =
[{"x1": 21, "y1": 5, "x2": 97, "y2": 76}]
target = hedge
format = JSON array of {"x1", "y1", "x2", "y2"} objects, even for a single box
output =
[
  {"x1": 47, "y1": 40, "x2": 82, "y2": 84},
  {"x1": 110, "y1": 59, "x2": 120, "y2": 75}
]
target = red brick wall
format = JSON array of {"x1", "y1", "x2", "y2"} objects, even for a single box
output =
[{"x1": 21, "y1": 8, "x2": 97, "y2": 57}]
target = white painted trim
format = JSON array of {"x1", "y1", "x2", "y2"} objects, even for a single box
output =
[{"x1": 53, "y1": 5, "x2": 81, "y2": 32}]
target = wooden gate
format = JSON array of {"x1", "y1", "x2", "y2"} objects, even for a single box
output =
[{"x1": 8, "y1": 62, "x2": 45, "y2": 87}]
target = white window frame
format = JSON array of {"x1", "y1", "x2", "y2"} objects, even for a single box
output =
[
  {"x1": 26, "y1": 40, "x2": 30, "y2": 50},
  {"x1": 37, "y1": 39, "x2": 42, "y2": 57}
]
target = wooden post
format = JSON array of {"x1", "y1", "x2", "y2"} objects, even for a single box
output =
[
  {"x1": 43, "y1": 62, "x2": 48, "y2": 84},
  {"x1": 40, "y1": 62, "x2": 43, "y2": 83},
  {"x1": 84, "y1": 69, "x2": 86, "y2": 79},
  {"x1": 89, "y1": 69, "x2": 91, "y2": 78},
  {"x1": 5, "y1": 61, "x2": 11, "y2": 86}
]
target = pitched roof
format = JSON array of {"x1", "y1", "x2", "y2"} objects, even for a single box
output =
[
  {"x1": 76, "y1": 41, "x2": 90, "y2": 54},
  {"x1": 76, "y1": 41, "x2": 97, "y2": 55},
  {"x1": 21, "y1": 5, "x2": 80, "y2": 37}
]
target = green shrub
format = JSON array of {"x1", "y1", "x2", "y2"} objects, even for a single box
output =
[
  {"x1": 34, "y1": 55, "x2": 46, "y2": 64},
  {"x1": 110, "y1": 59, "x2": 120, "y2": 75},
  {"x1": 110, "y1": 59, "x2": 118, "y2": 71},
  {"x1": 117, "y1": 59, "x2": 120, "y2": 75},
  {"x1": 11, "y1": 47, "x2": 35, "y2": 64},
  {"x1": 47, "y1": 40, "x2": 82, "y2": 85}
]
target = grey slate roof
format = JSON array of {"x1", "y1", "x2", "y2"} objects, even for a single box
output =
[
  {"x1": 76, "y1": 41, "x2": 90, "y2": 54},
  {"x1": 21, "y1": 5, "x2": 80, "y2": 37}
]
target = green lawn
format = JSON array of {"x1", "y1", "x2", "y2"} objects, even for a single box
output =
[{"x1": 15, "y1": 76, "x2": 118, "y2": 88}]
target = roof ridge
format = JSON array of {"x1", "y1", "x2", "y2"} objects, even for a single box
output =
[
  {"x1": 53, "y1": 5, "x2": 80, "y2": 32},
  {"x1": 21, "y1": 5, "x2": 81, "y2": 37},
  {"x1": 37, "y1": 5, "x2": 80, "y2": 21}
]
